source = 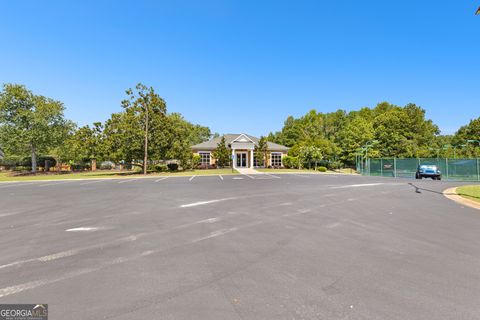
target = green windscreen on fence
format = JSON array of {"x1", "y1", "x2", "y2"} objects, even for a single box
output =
[{"x1": 359, "y1": 158, "x2": 480, "y2": 181}]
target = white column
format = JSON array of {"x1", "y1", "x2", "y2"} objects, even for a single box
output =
[
  {"x1": 250, "y1": 149, "x2": 254, "y2": 168},
  {"x1": 232, "y1": 148, "x2": 235, "y2": 168}
]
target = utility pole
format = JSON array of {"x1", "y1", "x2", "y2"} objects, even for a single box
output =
[{"x1": 143, "y1": 104, "x2": 149, "y2": 175}]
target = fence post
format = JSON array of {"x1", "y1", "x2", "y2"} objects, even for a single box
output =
[
  {"x1": 380, "y1": 159, "x2": 383, "y2": 177},
  {"x1": 477, "y1": 158, "x2": 480, "y2": 182},
  {"x1": 446, "y1": 158, "x2": 449, "y2": 180},
  {"x1": 394, "y1": 157, "x2": 397, "y2": 178}
]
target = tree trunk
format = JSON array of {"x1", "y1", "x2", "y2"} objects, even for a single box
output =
[
  {"x1": 143, "y1": 108, "x2": 149, "y2": 175},
  {"x1": 31, "y1": 144, "x2": 37, "y2": 173}
]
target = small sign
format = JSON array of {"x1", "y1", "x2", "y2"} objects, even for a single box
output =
[
  {"x1": 383, "y1": 164, "x2": 393, "y2": 169},
  {"x1": 0, "y1": 305, "x2": 48, "y2": 320}
]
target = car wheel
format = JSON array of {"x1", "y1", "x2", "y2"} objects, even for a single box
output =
[{"x1": 415, "y1": 173, "x2": 420, "y2": 179}]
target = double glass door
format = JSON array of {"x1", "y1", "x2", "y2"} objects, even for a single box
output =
[{"x1": 236, "y1": 152, "x2": 247, "y2": 167}]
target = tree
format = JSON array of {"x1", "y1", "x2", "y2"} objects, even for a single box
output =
[
  {"x1": 254, "y1": 136, "x2": 269, "y2": 167},
  {"x1": 271, "y1": 101, "x2": 440, "y2": 165},
  {"x1": 0, "y1": 84, "x2": 72, "y2": 173},
  {"x1": 212, "y1": 136, "x2": 230, "y2": 168},
  {"x1": 298, "y1": 145, "x2": 322, "y2": 169},
  {"x1": 121, "y1": 83, "x2": 167, "y2": 174},
  {"x1": 453, "y1": 117, "x2": 480, "y2": 157}
]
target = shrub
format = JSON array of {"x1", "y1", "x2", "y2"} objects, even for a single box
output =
[
  {"x1": 192, "y1": 154, "x2": 201, "y2": 169},
  {"x1": 282, "y1": 156, "x2": 298, "y2": 169},
  {"x1": 13, "y1": 165, "x2": 32, "y2": 172},
  {"x1": 317, "y1": 166, "x2": 327, "y2": 172},
  {"x1": 154, "y1": 164, "x2": 168, "y2": 172},
  {"x1": 38, "y1": 156, "x2": 57, "y2": 168},
  {"x1": 71, "y1": 163, "x2": 90, "y2": 171},
  {"x1": 167, "y1": 163, "x2": 179, "y2": 172},
  {"x1": 100, "y1": 161, "x2": 116, "y2": 170}
]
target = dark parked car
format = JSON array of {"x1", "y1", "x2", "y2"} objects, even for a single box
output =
[{"x1": 415, "y1": 164, "x2": 442, "y2": 180}]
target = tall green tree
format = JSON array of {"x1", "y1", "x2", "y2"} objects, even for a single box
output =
[
  {"x1": 212, "y1": 136, "x2": 230, "y2": 168},
  {"x1": 254, "y1": 136, "x2": 269, "y2": 167},
  {"x1": 67, "y1": 122, "x2": 105, "y2": 163},
  {"x1": 453, "y1": 117, "x2": 480, "y2": 157},
  {"x1": 0, "y1": 84, "x2": 72, "y2": 173},
  {"x1": 121, "y1": 83, "x2": 167, "y2": 174},
  {"x1": 298, "y1": 145, "x2": 322, "y2": 169}
]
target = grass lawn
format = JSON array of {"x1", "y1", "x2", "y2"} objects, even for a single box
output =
[
  {"x1": 456, "y1": 185, "x2": 480, "y2": 203},
  {"x1": 257, "y1": 168, "x2": 356, "y2": 174},
  {"x1": 0, "y1": 168, "x2": 239, "y2": 182}
]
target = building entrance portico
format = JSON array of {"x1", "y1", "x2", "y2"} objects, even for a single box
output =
[{"x1": 230, "y1": 134, "x2": 255, "y2": 169}]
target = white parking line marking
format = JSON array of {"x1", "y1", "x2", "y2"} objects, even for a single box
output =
[
  {"x1": 292, "y1": 174, "x2": 310, "y2": 178},
  {"x1": 0, "y1": 250, "x2": 140, "y2": 298},
  {"x1": 0, "y1": 234, "x2": 140, "y2": 271},
  {"x1": 180, "y1": 197, "x2": 236, "y2": 208},
  {"x1": 265, "y1": 173, "x2": 281, "y2": 179},
  {"x1": 79, "y1": 180, "x2": 104, "y2": 185},
  {"x1": 189, "y1": 176, "x2": 196, "y2": 181},
  {"x1": 219, "y1": 175, "x2": 223, "y2": 180},
  {"x1": 232, "y1": 177, "x2": 243, "y2": 180},
  {"x1": 0, "y1": 212, "x2": 21, "y2": 218},
  {"x1": 244, "y1": 174, "x2": 256, "y2": 179},
  {"x1": 0, "y1": 183, "x2": 35, "y2": 189},
  {"x1": 174, "y1": 217, "x2": 221, "y2": 229},
  {"x1": 38, "y1": 181, "x2": 72, "y2": 187},
  {"x1": 191, "y1": 227, "x2": 238, "y2": 243},
  {"x1": 65, "y1": 227, "x2": 101, "y2": 232},
  {"x1": 331, "y1": 183, "x2": 384, "y2": 189},
  {"x1": 155, "y1": 177, "x2": 168, "y2": 182},
  {"x1": 117, "y1": 179, "x2": 137, "y2": 184},
  {"x1": 325, "y1": 222, "x2": 341, "y2": 229}
]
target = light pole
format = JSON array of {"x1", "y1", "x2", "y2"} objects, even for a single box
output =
[
  {"x1": 466, "y1": 140, "x2": 480, "y2": 158},
  {"x1": 363, "y1": 140, "x2": 379, "y2": 160},
  {"x1": 363, "y1": 140, "x2": 379, "y2": 176}
]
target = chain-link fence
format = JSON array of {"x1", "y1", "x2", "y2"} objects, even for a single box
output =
[{"x1": 358, "y1": 158, "x2": 480, "y2": 181}]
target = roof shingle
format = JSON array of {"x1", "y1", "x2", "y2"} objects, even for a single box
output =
[{"x1": 191, "y1": 133, "x2": 289, "y2": 151}]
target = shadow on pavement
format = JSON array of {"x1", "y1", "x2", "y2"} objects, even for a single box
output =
[{"x1": 408, "y1": 183, "x2": 454, "y2": 196}]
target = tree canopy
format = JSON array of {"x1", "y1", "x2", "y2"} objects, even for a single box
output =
[
  {"x1": 0, "y1": 84, "x2": 73, "y2": 172},
  {"x1": 1, "y1": 83, "x2": 479, "y2": 172},
  {"x1": 269, "y1": 102, "x2": 446, "y2": 165}
]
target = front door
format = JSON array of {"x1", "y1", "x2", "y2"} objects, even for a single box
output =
[{"x1": 236, "y1": 152, "x2": 247, "y2": 168}]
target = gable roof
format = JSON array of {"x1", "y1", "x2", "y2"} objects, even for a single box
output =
[{"x1": 191, "y1": 133, "x2": 289, "y2": 151}]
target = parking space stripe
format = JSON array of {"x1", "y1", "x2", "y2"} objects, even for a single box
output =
[
  {"x1": 292, "y1": 174, "x2": 310, "y2": 178},
  {"x1": 189, "y1": 176, "x2": 196, "y2": 181},
  {"x1": 265, "y1": 173, "x2": 281, "y2": 179},
  {"x1": 117, "y1": 179, "x2": 137, "y2": 184},
  {"x1": 0, "y1": 183, "x2": 35, "y2": 189},
  {"x1": 79, "y1": 180, "x2": 104, "y2": 185},
  {"x1": 219, "y1": 175, "x2": 223, "y2": 180},
  {"x1": 155, "y1": 177, "x2": 168, "y2": 182},
  {"x1": 38, "y1": 181, "x2": 73, "y2": 187}
]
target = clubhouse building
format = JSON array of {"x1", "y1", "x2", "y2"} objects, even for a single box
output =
[{"x1": 191, "y1": 133, "x2": 289, "y2": 169}]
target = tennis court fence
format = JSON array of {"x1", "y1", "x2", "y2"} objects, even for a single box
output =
[{"x1": 357, "y1": 158, "x2": 480, "y2": 181}]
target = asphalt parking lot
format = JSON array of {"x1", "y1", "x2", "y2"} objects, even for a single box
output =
[{"x1": 0, "y1": 173, "x2": 479, "y2": 319}]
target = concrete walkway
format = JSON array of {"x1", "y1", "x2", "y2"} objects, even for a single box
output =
[{"x1": 235, "y1": 167, "x2": 262, "y2": 175}]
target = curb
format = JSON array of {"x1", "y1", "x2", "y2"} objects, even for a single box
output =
[
  {"x1": 0, "y1": 173, "x2": 241, "y2": 184},
  {"x1": 443, "y1": 187, "x2": 480, "y2": 211}
]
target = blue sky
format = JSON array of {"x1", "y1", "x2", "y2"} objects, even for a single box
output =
[{"x1": 1, "y1": 0, "x2": 479, "y2": 136}]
